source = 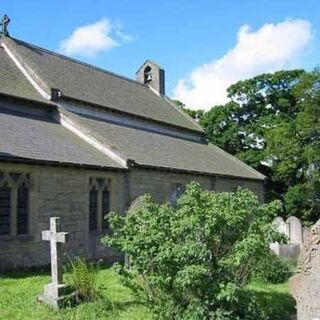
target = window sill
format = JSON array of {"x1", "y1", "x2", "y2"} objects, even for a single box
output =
[
  {"x1": 0, "y1": 234, "x2": 33, "y2": 242},
  {"x1": 89, "y1": 229, "x2": 110, "y2": 237}
]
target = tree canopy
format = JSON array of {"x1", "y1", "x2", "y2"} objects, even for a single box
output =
[{"x1": 175, "y1": 69, "x2": 320, "y2": 223}]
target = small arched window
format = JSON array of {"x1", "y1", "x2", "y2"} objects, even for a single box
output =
[
  {"x1": 102, "y1": 187, "x2": 110, "y2": 230},
  {"x1": 144, "y1": 66, "x2": 152, "y2": 83},
  {"x1": 170, "y1": 183, "x2": 184, "y2": 207},
  {"x1": 89, "y1": 186, "x2": 98, "y2": 231},
  {"x1": 17, "y1": 182, "x2": 29, "y2": 235},
  {"x1": 89, "y1": 177, "x2": 111, "y2": 232},
  {"x1": 0, "y1": 182, "x2": 11, "y2": 235}
]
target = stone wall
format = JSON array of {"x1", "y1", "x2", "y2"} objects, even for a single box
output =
[
  {"x1": 0, "y1": 162, "x2": 126, "y2": 270},
  {"x1": 214, "y1": 176, "x2": 265, "y2": 202},
  {"x1": 129, "y1": 168, "x2": 265, "y2": 205},
  {"x1": 129, "y1": 168, "x2": 213, "y2": 205},
  {"x1": 0, "y1": 163, "x2": 265, "y2": 270}
]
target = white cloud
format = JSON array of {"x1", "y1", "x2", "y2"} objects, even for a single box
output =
[
  {"x1": 174, "y1": 19, "x2": 313, "y2": 110},
  {"x1": 59, "y1": 18, "x2": 132, "y2": 57}
]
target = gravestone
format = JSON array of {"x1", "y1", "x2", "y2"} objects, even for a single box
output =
[
  {"x1": 38, "y1": 217, "x2": 70, "y2": 309},
  {"x1": 289, "y1": 220, "x2": 320, "y2": 319},
  {"x1": 274, "y1": 216, "x2": 288, "y2": 235},
  {"x1": 270, "y1": 216, "x2": 302, "y2": 260},
  {"x1": 270, "y1": 217, "x2": 287, "y2": 255},
  {"x1": 287, "y1": 216, "x2": 303, "y2": 246}
]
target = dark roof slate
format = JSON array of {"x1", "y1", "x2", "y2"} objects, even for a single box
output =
[
  {"x1": 65, "y1": 110, "x2": 265, "y2": 180},
  {"x1": 0, "y1": 46, "x2": 48, "y2": 104},
  {"x1": 3, "y1": 37, "x2": 202, "y2": 132},
  {"x1": 0, "y1": 109, "x2": 123, "y2": 169}
]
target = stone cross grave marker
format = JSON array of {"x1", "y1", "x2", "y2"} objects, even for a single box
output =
[
  {"x1": 38, "y1": 217, "x2": 70, "y2": 309},
  {"x1": 289, "y1": 220, "x2": 320, "y2": 319}
]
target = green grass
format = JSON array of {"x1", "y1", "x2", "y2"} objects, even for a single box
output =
[
  {"x1": 0, "y1": 268, "x2": 152, "y2": 320},
  {"x1": 0, "y1": 268, "x2": 296, "y2": 320},
  {"x1": 248, "y1": 281, "x2": 296, "y2": 320}
]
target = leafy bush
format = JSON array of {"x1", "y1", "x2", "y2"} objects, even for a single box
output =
[
  {"x1": 252, "y1": 251, "x2": 292, "y2": 284},
  {"x1": 66, "y1": 257, "x2": 100, "y2": 302},
  {"x1": 103, "y1": 182, "x2": 282, "y2": 319}
]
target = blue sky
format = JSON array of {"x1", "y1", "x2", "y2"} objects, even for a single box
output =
[{"x1": 2, "y1": 0, "x2": 320, "y2": 109}]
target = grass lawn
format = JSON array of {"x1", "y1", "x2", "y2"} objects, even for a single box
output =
[
  {"x1": 0, "y1": 267, "x2": 152, "y2": 320},
  {"x1": 248, "y1": 282, "x2": 296, "y2": 320},
  {"x1": 0, "y1": 267, "x2": 296, "y2": 320}
]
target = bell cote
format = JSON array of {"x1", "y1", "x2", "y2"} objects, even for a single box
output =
[{"x1": 136, "y1": 60, "x2": 165, "y2": 96}]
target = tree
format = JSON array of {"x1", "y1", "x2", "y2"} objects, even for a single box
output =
[
  {"x1": 103, "y1": 182, "x2": 282, "y2": 319},
  {"x1": 201, "y1": 70, "x2": 304, "y2": 172},
  {"x1": 266, "y1": 70, "x2": 320, "y2": 222},
  {"x1": 199, "y1": 70, "x2": 311, "y2": 207},
  {"x1": 173, "y1": 99, "x2": 205, "y2": 121}
]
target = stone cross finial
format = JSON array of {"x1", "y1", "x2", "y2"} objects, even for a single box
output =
[
  {"x1": 38, "y1": 217, "x2": 70, "y2": 309},
  {"x1": 0, "y1": 14, "x2": 10, "y2": 37}
]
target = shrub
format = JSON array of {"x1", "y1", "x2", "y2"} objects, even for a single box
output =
[
  {"x1": 252, "y1": 251, "x2": 292, "y2": 284},
  {"x1": 103, "y1": 182, "x2": 282, "y2": 319},
  {"x1": 66, "y1": 257, "x2": 100, "y2": 302}
]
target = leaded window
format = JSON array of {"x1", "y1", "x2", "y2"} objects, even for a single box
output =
[
  {"x1": 102, "y1": 188, "x2": 110, "y2": 230},
  {"x1": 89, "y1": 186, "x2": 98, "y2": 231},
  {"x1": 17, "y1": 182, "x2": 29, "y2": 235},
  {"x1": 0, "y1": 172, "x2": 30, "y2": 237},
  {"x1": 0, "y1": 183, "x2": 11, "y2": 235},
  {"x1": 89, "y1": 178, "x2": 111, "y2": 232},
  {"x1": 170, "y1": 183, "x2": 185, "y2": 206}
]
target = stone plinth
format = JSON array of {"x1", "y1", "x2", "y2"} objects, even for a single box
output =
[{"x1": 38, "y1": 283, "x2": 70, "y2": 309}]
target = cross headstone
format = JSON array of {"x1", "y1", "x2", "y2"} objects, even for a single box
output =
[
  {"x1": 38, "y1": 217, "x2": 70, "y2": 309},
  {"x1": 289, "y1": 220, "x2": 320, "y2": 319}
]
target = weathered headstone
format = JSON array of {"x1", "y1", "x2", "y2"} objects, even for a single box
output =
[
  {"x1": 38, "y1": 217, "x2": 70, "y2": 309},
  {"x1": 289, "y1": 220, "x2": 320, "y2": 319},
  {"x1": 287, "y1": 216, "x2": 303, "y2": 246},
  {"x1": 274, "y1": 216, "x2": 288, "y2": 235},
  {"x1": 270, "y1": 217, "x2": 287, "y2": 255},
  {"x1": 270, "y1": 216, "x2": 302, "y2": 260}
]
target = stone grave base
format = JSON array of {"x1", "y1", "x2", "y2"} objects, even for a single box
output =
[{"x1": 38, "y1": 283, "x2": 75, "y2": 309}]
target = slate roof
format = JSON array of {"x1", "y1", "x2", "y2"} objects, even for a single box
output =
[
  {"x1": 0, "y1": 36, "x2": 265, "y2": 180},
  {"x1": 2, "y1": 37, "x2": 202, "y2": 133},
  {"x1": 64, "y1": 110, "x2": 265, "y2": 180},
  {"x1": 0, "y1": 46, "x2": 49, "y2": 104},
  {"x1": 0, "y1": 109, "x2": 123, "y2": 169}
]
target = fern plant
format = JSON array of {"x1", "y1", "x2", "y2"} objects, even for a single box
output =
[{"x1": 67, "y1": 256, "x2": 100, "y2": 302}]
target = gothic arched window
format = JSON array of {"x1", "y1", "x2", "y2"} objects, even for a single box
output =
[
  {"x1": 144, "y1": 66, "x2": 152, "y2": 83},
  {"x1": 89, "y1": 177, "x2": 111, "y2": 233},
  {"x1": 0, "y1": 172, "x2": 31, "y2": 237},
  {"x1": 17, "y1": 182, "x2": 29, "y2": 235},
  {"x1": 89, "y1": 186, "x2": 98, "y2": 231},
  {"x1": 170, "y1": 183, "x2": 185, "y2": 207},
  {"x1": 102, "y1": 187, "x2": 110, "y2": 230}
]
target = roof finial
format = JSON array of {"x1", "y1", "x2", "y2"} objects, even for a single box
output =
[{"x1": 0, "y1": 14, "x2": 10, "y2": 37}]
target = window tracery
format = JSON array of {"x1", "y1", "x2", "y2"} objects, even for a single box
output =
[
  {"x1": 89, "y1": 177, "x2": 111, "y2": 232},
  {"x1": 0, "y1": 172, "x2": 30, "y2": 236}
]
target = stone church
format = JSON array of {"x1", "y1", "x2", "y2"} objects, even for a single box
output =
[{"x1": 0, "y1": 30, "x2": 265, "y2": 270}]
